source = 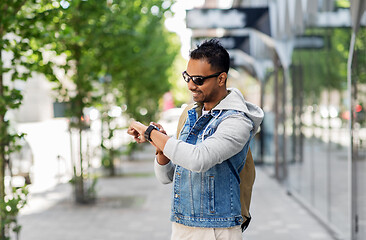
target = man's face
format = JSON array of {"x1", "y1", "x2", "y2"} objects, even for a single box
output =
[{"x1": 185, "y1": 59, "x2": 223, "y2": 105}]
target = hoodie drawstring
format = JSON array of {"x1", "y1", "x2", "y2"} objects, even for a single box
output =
[{"x1": 202, "y1": 110, "x2": 222, "y2": 142}]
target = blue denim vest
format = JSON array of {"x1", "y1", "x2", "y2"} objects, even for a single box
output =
[{"x1": 171, "y1": 107, "x2": 254, "y2": 228}]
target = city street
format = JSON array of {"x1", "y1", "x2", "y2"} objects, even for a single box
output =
[{"x1": 1, "y1": 0, "x2": 366, "y2": 239}]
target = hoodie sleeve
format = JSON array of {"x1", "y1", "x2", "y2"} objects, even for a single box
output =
[
  {"x1": 154, "y1": 158, "x2": 175, "y2": 184},
  {"x1": 163, "y1": 114, "x2": 254, "y2": 173},
  {"x1": 153, "y1": 132, "x2": 178, "y2": 184}
]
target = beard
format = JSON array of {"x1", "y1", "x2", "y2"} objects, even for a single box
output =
[{"x1": 191, "y1": 90, "x2": 203, "y2": 102}]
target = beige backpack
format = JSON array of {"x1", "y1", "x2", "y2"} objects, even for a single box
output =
[{"x1": 176, "y1": 103, "x2": 255, "y2": 231}]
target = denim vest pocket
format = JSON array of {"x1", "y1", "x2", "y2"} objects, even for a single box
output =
[{"x1": 208, "y1": 175, "x2": 215, "y2": 214}]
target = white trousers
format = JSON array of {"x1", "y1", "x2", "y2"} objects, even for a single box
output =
[{"x1": 171, "y1": 222, "x2": 242, "y2": 240}]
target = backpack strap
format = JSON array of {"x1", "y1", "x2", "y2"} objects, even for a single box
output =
[
  {"x1": 239, "y1": 148, "x2": 255, "y2": 231},
  {"x1": 176, "y1": 103, "x2": 195, "y2": 139},
  {"x1": 225, "y1": 148, "x2": 255, "y2": 232}
]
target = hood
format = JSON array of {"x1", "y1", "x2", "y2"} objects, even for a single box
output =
[{"x1": 213, "y1": 88, "x2": 264, "y2": 132}]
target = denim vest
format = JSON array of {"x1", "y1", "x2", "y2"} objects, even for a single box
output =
[{"x1": 171, "y1": 107, "x2": 254, "y2": 228}]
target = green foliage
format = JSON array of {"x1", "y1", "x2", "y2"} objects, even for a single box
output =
[
  {"x1": 335, "y1": 0, "x2": 350, "y2": 9},
  {"x1": 89, "y1": 1, "x2": 178, "y2": 173},
  {"x1": 0, "y1": 186, "x2": 29, "y2": 240},
  {"x1": 1, "y1": 0, "x2": 179, "y2": 211},
  {"x1": 95, "y1": 0, "x2": 179, "y2": 123},
  {"x1": 1, "y1": 1, "x2": 56, "y2": 237},
  {"x1": 292, "y1": 28, "x2": 354, "y2": 102},
  {"x1": 27, "y1": 0, "x2": 179, "y2": 122},
  {"x1": 26, "y1": 0, "x2": 179, "y2": 191},
  {"x1": 168, "y1": 54, "x2": 191, "y2": 107},
  {"x1": 352, "y1": 28, "x2": 366, "y2": 83}
]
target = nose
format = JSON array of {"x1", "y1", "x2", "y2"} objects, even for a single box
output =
[{"x1": 187, "y1": 78, "x2": 198, "y2": 91}]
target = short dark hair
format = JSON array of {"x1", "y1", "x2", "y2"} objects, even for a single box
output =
[{"x1": 189, "y1": 39, "x2": 230, "y2": 74}]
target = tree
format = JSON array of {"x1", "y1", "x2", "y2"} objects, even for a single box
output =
[
  {"x1": 96, "y1": 0, "x2": 178, "y2": 122},
  {"x1": 33, "y1": 0, "x2": 178, "y2": 186},
  {"x1": 1, "y1": 0, "x2": 178, "y2": 211},
  {"x1": 0, "y1": 0, "x2": 58, "y2": 238},
  {"x1": 90, "y1": 0, "x2": 179, "y2": 175},
  {"x1": 41, "y1": 0, "x2": 110, "y2": 203}
]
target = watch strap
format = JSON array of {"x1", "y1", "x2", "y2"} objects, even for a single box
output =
[{"x1": 144, "y1": 125, "x2": 159, "y2": 142}]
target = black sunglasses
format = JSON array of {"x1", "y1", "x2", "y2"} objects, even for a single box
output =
[{"x1": 182, "y1": 71, "x2": 224, "y2": 86}]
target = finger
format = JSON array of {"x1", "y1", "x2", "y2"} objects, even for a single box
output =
[
  {"x1": 136, "y1": 136, "x2": 146, "y2": 143},
  {"x1": 150, "y1": 122, "x2": 161, "y2": 129},
  {"x1": 140, "y1": 134, "x2": 146, "y2": 142},
  {"x1": 127, "y1": 129, "x2": 135, "y2": 136},
  {"x1": 151, "y1": 122, "x2": 166, "y2": 134},
  {"x1": 158, "y1": 126, "x2": 167, "y2": 135},
  {"x1": 160, "y1": 127, "x2": 167, "y2": 135},
  {"x1": 134, "y1": 134, "x2": 144, "y2": 143},
  {"x1": 128, "y1": 129, "x2": 138, "y2": 138},
  {"x1": 154, "y1": 122, "x2": 162, "y2": 128}
]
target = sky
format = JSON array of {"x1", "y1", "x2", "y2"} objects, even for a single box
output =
[{"x1": 164, "y1": 0, "x2": 203, "y2": 59}]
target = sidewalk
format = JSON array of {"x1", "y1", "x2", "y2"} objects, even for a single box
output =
[
  {"x1": 245, "y1": 168, "x2": 334, "y2": 240},
  {"x1": 18, "y1": 156, "x2": 335, "y2": 240}
]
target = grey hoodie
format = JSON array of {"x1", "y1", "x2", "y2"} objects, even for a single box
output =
[{"x1": 154, "y1": 88, "x2": 264, "y2": 184}]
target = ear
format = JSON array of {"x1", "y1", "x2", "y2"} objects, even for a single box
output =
[{"x1": 218, "y1": 72, "x2": 227, "y2": 87}]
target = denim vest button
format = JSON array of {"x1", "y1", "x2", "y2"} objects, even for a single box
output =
[{"x1": 175, "y1": 194, "x2": 179, "y2": 198}]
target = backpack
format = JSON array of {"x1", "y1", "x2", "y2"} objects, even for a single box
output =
[{"x1": 176, "y1": 103, "x2": 255, "y2": 232}]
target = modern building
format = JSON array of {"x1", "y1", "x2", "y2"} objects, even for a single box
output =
[{"x1": 186, "y1": 0, "x2": 365, "y2": 239}]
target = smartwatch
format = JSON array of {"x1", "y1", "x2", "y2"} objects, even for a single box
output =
[{"x1": 144, "y1": 125, "x2": 159, "y2": 142}]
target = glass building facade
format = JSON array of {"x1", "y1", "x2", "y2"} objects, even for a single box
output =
[
  {"x1": 190, "y1": 1, "x2": 365, "y2": 239},
  {"x1": 261, "y1": 27, "x2": 366, "y2": 240}
]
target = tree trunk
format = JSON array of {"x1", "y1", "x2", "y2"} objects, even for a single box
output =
[
  {"x1": 109, "y1": 148, "x2": 115, "y2": 176},
  {"x1": 72, "y1": 42, "x2": 87, "y2": 203},
  {"x1": 0, "y1": 52, "x2": 6, "y2": 238},
  {"x1": 108, "y1": 118, "x2": 115, "y2": 176}
]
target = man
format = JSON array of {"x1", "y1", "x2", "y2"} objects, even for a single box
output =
[{"x1": 127, "y1": 39, "x2": 263, "y2": 240}]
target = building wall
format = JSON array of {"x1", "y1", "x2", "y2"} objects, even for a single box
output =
[{"x1": 13, "y1": 73, "x2": 54, "y2": 123}]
